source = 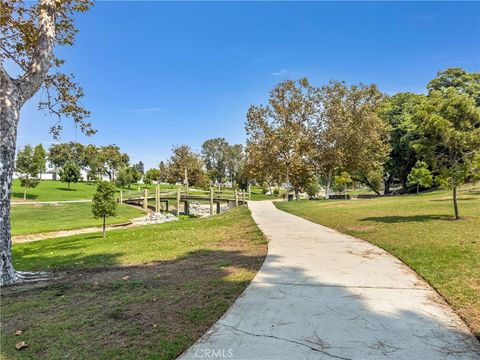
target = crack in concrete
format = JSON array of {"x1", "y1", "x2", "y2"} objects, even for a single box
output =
[
  {"x1": 253, "y1": 281, "x2": 430, "y2": 291},
  {"x1": 218, "y1": 323, "x2": 352, "y2": 360}
]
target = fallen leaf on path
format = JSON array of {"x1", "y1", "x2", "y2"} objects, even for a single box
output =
[
  {"x1": 14, "y1": 330, "x2": 22, "y2": 336},
  {"x1": 15, "y1": 341, "x2": 28, "y2": 350},
  {"x1": 122, "y1": 276, "x2": 130, "y2": 281}
]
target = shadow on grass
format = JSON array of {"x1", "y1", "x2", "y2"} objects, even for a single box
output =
[
  {"x1": 2, "y1": 246, "x2": 267, "y2": 359},
  {"x1": 11, "y1": 192, "x2": 39, "y2": 200},
  {"x1": 2, "y1": 241, "x2": 480, "y2": 359},
  {"x1": 360, "y1": 214, "x2": 452, "y2": 223},
  {"x1": 429, "y1": 197, "x2": 478, "y2": 202},
  {"x1": 57, "y1": 187, "x2": 77, "y2": 192}
]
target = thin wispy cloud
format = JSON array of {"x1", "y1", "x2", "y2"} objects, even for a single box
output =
[
  {"x1": 270, "y1": 69, "x2": 292, "y2": 77},
  {"x1": 123, "y1": 107, "x2": 166, "y2": 113}
]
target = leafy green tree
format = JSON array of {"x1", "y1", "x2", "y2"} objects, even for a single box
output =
[
  {"x1": 48, "y1": 142, "x2": 87, "y2": 168},
  {"x1": 15, "y1": 145, "x2": 41, "y2": 199},
  {"x1": 133, "y1": 161, "x2": 145, "y2": 174},
  {"x1": 99, "y1": 145, "x2": 129, "y2": 182},
  {"x1": 201, "y1": 138, "x2": 228, "y2": 182},
  {"x1": 427, "y1": 68, "x2": 480, "y2": 106},
  {"x1": 333, "y1": 172, "x2": 353, "y2": 199},
  {"x1": 305, "y1": 178, "x2": 320, "y2": 198},
  {"x1": 59, "y1": 161, "x2": 81, "y2": 190},
  {"x1": 84, "y1": 144, "x2": 105, "y2": 181},
  {"x1": 130, "y1": 167, "x2": 142, "y2": 184},
  {"x1": 91, "y1": 182, "x2": 117, "y2": 238},
  {"x1": 144, "y1": 168, "x2": 160, "y2": 185},
  {"x1": 378, "y1": 93, "x2": 424, "y2": 193},
  {"x1": 225, "y1": 144, "x2": 245, "y2": 186},
  {"x1": 167, "y1": 145, "x2": 207, "y2": 188},
  {"x1": 33, "y1": 144, "x2": 47, "y2": 178},
  {"x1": 313, "y1": 81, "x2": 390, "y2": 197},
  {"x1": 245, "y1": 78, "x2": 318, "y2": 196},
  {"x1": 158, "y1": 161, "x2": 169, "y2": 183},
  {"x1": 115, "y1": 167, "x2": 133, "y2": 188},
  {"x1": 412, "y1": 88, "x2": 480, "y2": 219},
  {"x1": 407, "y1": 161, "x2": 433, "y2": 194}
]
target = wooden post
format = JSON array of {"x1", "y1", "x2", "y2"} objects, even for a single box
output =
[
  {"x1": 210, "y1": 187, "x2": 214, "y2": 215},
  {"x1": 248, "y1": 184, "x2": 251, "y2": 200},
  {"x1": 176, "y1": 188, "x2": 181, "y2": 216},
  {"x1": 241, "y1": 190, "x2": 245, "y2": 203},
  {"x1": 157, "y1": 185, "x2": 162, "y2": 211},
  {"x1": 216, "y1": 201, "x2": 221, "y2": 214},
  {"x1": 119, "y1": 190, "x2": 123, "y2": 204},
  {"x1": 184, "y1": 168, "x2": 189, "y2": 193},
  {"x1": 235, "y1": 190, "x2": 239, "y2": 206},
  {"x1": 155, "y1": 185, "x2": 159, "y2": 212},
  {"x1": 143, "y1": 188, "x2": 148, "y2": 211},
  {"x1": 184, "y1": 201, "x2": 189, "y2": 215}
]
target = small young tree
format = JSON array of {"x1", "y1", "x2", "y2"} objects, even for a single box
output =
[
  {"x1": 91, "y1": 182, "x2": 117, "y2": 238},
  {"x1": 334, "y1": 172, "x2": 353, "y2": 199},
  {"x1": 305, "y1": 178, "x2": 320, "y2": 199},
  {"x1": 115, "y1": 167, "x2": 133, "y2": 188},
  {"x1": 407, "y1": 161, "x2": 433, "y2": 194},
  {"x1": 413, "y1": 88, "x2": 480, "y2": 219},
  {"x1": 59, "y1": 161, "x2": 81, "y2": 190},
  {"x1": 33, "y1": 144, "x2": 47, "y2": 179},
  {"x1": 16, "y1": 145, "x2": 41, "y2": 199}
]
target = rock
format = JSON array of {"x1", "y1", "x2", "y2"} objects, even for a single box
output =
[{"x1": 131, "y1": 212, "x2": 178, "y2": 225}]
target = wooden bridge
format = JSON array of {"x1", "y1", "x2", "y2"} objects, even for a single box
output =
[{"x1": 119, "y1": 187, "x2": 249, "y2": 215}]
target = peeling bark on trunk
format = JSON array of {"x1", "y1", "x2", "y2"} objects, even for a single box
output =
[
  {"x1": 0, "y1": 85, "x2": 21, "y2": 286},
  {"x1": 0, "y1": 0, "x2": 56, "y2": 286}
]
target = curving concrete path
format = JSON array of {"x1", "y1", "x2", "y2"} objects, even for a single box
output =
[{"x1": 179, "y1": 201, "x2": 480, "y2": 360}]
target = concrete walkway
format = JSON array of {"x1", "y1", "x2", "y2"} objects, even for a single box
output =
[{"x1": 179, "y1": 201, "x2": 480, "y2": 360}]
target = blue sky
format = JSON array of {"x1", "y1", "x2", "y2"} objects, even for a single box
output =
[{"x1": 16, "y1": 1, "x2": 480, "y2": 169}]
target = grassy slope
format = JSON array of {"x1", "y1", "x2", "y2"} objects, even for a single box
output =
[
  {"x1": 11, "y1": 179, "x2": 180, "y2": 202},
  {"x1": 1, "y1": 207, "x2": 267, "y2": 359},
  {"x1": 11, "y1": 203, "x2": 145, "y2": 236},
  {"x1": 275, "y1": 184, "x2": 480, "y2": 338}
]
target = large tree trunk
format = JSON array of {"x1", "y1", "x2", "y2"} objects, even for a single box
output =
[
  {"x1": 0, "y1": 92, "x2": 21, "y2": 286},
  {"x1": 1, "y1": 0, "x2": 56, "y2": 286}
]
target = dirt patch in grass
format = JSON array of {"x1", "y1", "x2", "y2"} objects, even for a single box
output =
[{"x1": 1, "y1": 209, "x2": 267, "y2": 360}]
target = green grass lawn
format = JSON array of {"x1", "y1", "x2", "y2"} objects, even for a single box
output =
[
  {"x1": 275, "y1": 184, "x2": 480, "y2": 338},
  {"x1": 11, "y1": 203, "x2": 145, "y2": 236},
  {"x1": 1, "y1": 207, "x2": 267, "y2": 359},
  {"x1": 11, "y1": 179, "x2": 182, "y2": 202},
  {"x1": 249, "y1": 186, "x2": 278, "y2": 201}
]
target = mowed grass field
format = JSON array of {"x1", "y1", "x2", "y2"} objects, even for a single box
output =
[
  {"x1": 11, "y1": 179, "x2": 181, "y2": 202},
  {"x1": 1, "y1": 207, "x2": 267, "y2": 359},
  {"x1": 11, "y1": 180, "x2": 269, "y2": 202},
  {"x1": 275, "y1": 184, "x2": 480, "y2": 338},
  {"x1": 10, "y1": 203, "x2": 145, "y2": 236}
]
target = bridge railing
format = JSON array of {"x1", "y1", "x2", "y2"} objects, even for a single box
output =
[{"x1": 119, "y1": 186, "x2": 250, "y2": 215}]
